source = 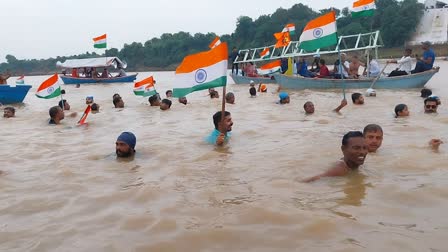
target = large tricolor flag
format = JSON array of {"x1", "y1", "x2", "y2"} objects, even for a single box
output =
[
  {"x1": 352, "y1": 0, "x2": 376, "y2": 18},
  {"x1": 209, "y1": 36, "x2": 221, "y2": 49},
  {"x1": 282, "y1": 23, "x2": 296, "y2": 36},
  {"x1": 260, "y1": 48, "x2": 270, "y2": 59},
  {"x1": 173, "y1": 42, "x2": 228, "y2": 98},
  {"x1": 134, "y1": 76, "x2": 157, "y2": 97},
  {"x1": 35, "y1": 74, "x2": 61, "y2": 99},
  {"x1": 93, "y1": 34, "x2": 107, "y2": 49},
  {"x1": 257, "y1": 60, "x2": 282, "y2": 75},
  {"x1": 299, "y1": 11, "x2": 337, "y2": 51}
]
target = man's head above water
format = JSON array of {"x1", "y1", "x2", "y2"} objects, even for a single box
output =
[
  {"x1": 363, "y1": 124, "x2": 383, "y2": 153},
  {"x1": 341, "y1": 131, "x2": 368, "y2": 169},
  {"x1": 116, "y1": 132, "x2": 136, "y2": 158}
]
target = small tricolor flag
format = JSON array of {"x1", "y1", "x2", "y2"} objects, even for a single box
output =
[
  {"x1": 78, "y1": 105, "x2": 91, "y2": 125},
  {"x1": 274, "y1": 31, "x2": 291, "y2": 48},
  {"x1": 93, "y1": 34, "x2": 107, "y2": 49},
  {"x1": 16, "y1": 75, "x2": 24, "y2": 84},
  {"x1": 173, "y1": 42, "x2": 228, "y2": 98},
  {"x1": 260, "y1": 48, "x2": 270, "y2": 59},
  {"x1": 258, "y1": 60, "x2": 282, "y2": 75},
  {"x1": 282, "y1": 23, "x2": 296, "y2": 36},
  {"x1": 299, "y1": 11, "x2": 337, "y2": 51},
  {"x1": 209, "y1": 36, "x2": 221, "y2": 49},
  {"x1": 134, "y1": 76, "x2": 157, "y2": 97},
  {"x1": 36, "y1": 74, "x2": 61, "y2": 99},
  {"x1": 352, "y1": 0, "x2": 376, "y2": 18}
]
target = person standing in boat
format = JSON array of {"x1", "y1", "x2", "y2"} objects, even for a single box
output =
[
  {"x1": 387, "y1": 48, "x2": 413, "y2": 77},
  {"x1": 101, "y1": 68, "x2": 109, "y2": 78},
  {"x1": 229, "y1": 47, "x2": 240, "y2": 75},
  {"x1": 412, "y1": 41, "x2": 435, "y2": 74}
]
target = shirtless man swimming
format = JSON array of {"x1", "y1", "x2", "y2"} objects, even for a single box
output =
[{"x1": 303, "y1": 131, "x2": 368, "y2": 182}]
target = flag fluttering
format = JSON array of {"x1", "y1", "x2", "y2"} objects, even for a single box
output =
[
  {"x1": 134, "y1": 76, "x2": 157, "y2": 97},
  {"x1": 260, "y1": 48, "x2": 270, "y2": 59},
  {"x1": 16, "y1": 75, "x2": 24, "y2": 84},
  {"x1": 35, "y1": 74, "x2": 61, "y2": 99},
  {"x1": 352, "y1": 0, "x2": 376, "y2": 18},
  {"x1": 173, "y1": 42, "x2": 228, "y2": 98},
  {"x1": 274, "y1": 32, "x2": 291, "y2": 48},
  {"x1": 299, "y1": 11, "x2": 337, "y2": 51},
  {"x1": 282, "y1": 23, "x2": 296, "y2": 36},
  {"x1": 258, "y1": 60, "x2": 282, "y2": 75},
  {"x1": 93, "y1": 34, "x2": 107, "y2": 49},
  {"x1": 209, "y1": 36, "x2": 221, "y2": 49},
  {"x1": 78, "y1": 105, "x2": 91, "y2": 125}
]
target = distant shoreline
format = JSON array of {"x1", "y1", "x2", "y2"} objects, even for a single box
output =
[{"x1": 12, "y1": 45, "x2": 448, "y2": 76}]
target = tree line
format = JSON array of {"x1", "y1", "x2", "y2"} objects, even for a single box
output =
[{"x1": 1, "y1": 0, "x2": 424, "y2": 75}]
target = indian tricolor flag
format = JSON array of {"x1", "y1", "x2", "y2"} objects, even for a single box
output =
[
  {"x1": 173, "y1": 42, "x2": 228, "y2": 98},
  {"x1": 352, "y1": 0, "x2": 376, "y2": 18},
  {"x1": 282, "y1": 23, "x2": 296, "y2": 35},
  {"x1": 134, "y1": 76, "x2": 157, "y2": 97},
  {"x1": 260, "y1": 48, "x2": 270, "y2": 59},
  {"x1": 93, "y1": 34, "x2": 107, "y2": 49},
  {"x1": 209, "y1": 36, "x2": 221, "y2": 49},
  {"x1": 36, "y1": 74, "x2": 61, "y2": 99},
  {"x1": 16, "y1": 75, "x2": 24, "y2": 84},
  {"x1": 299, "y1": 11, "x2": 337, "y2": 51},
  {"x1": 258, "y1": 60, "x2": 281, "y2": 75}
]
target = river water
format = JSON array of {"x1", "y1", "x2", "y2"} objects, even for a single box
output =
[{"x1": 1, "y1": 61, "x2": 447, "y2": 252}]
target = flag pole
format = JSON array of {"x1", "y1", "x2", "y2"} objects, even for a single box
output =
[
  {"x1": 338, "y1": 48, "x2": 346, "y2": 100},
  {"x1": 220, "y1": 85, "x2": 226, "y2": 134},
  {"x1": 58, "y1": 73, "x2": 64, "y2": 110}
]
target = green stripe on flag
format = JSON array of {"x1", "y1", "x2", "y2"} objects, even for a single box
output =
[
  {"x1": 94, "y1": 43, "x2": 107, "y2": 49},
  {"x1": 142, "y1": 90, "x2": 158, "y2": 97},
  {"x1": 299, "y1": 33, "x2": 338, "y2": 51},
  {"x1": 173, "y1": 76, "x2": 227, "y2": 98},
  {"x1": 352, "y1": 9, "x2": 375, "y2": 18},
  {"x1": 36, "y1": 87, "x2": 61, "y2": 99}
]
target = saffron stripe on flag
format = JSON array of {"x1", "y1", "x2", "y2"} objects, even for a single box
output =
[
  {"x1": 176, "y1": 42, "x2": 228, "y2": 73},
  {"x1": 302, "y1": 12, "x2": 336, "y2": 31}
]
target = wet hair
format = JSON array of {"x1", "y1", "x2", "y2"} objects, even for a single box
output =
[
  {"x1": 4, "y1": 106, "x2": 15, "y2": 114},
  {"x1": 351, "y1": 93, "x2": 362, "y2": 103},
  {"x1": 49, "y1": 106, "x2": 61, "y2": 118},
  {"x1": 424, "y1": 96, "x2": 438, "y2": 105},
  {"x1": 210, "y1": 91, "x2": 219, "y2": 98},
  {"x1": 91, "y1": 103, "x2": 99, "y2": 111},
  {"x1": 303, "y1": 101, "x2": 313, "y2": 110},
  {"x1": 161, "y1": 99, "x2": 172, "y2": 108},
  {"x1": 166, "y1": 90, "x2": 172, "y2": 96},
  {"x1": 319, "y1": 59, "x2": 326, "y2": 65},
  {"x1": 226, "y1": 92, "x2": 234, "y2": 101},
  {"x1": 113, "y1": 96, "x2": 122, "y2": 107},
  {"x1": 420, "y1": 88, "x2": 432, "y2": 98},
  {"x1": 363, "y1": 124, "x2": 383, "y2": 135},
  {"x1": 249, "y1": 87, "x2": 256, "y2": 96},
  {"x1": 394, "y1": 104, "x2": 407, "y2": 117},
  {"x1": 113, "y1": 93, "x2": 121, "y2": 99},
  {"x1": 405, "y1": 48, "x2": 412, "y2": 54},
  {"x1": 61, "y1": 89, "x2": 66, "y2": 95},
  {"x1": 148, "y1": 94, "x2": 160, "y2": 104},
  {"x1": 213, "y1": 111, "x2": 231, "y2": 130},
  {"x1": 58, "y1": 99, "x2": 67, "y2": 109},
  {"x1": 342, "y1": 131, "x2": 364, "y2": 146}
]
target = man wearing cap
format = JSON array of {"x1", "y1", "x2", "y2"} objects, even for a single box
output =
[
  {"x1": 116, "y1": 132, "x2": 136, "y2": 158},
  {"x1": 278, "y1": 92, "x2": 290, "y2": 104},
  {"x1": 412, "y1": 41, "x2": 435, "y2": 73}
]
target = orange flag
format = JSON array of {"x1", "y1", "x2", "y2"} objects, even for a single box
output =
[{"x1": 274, "y1": 32, "x2": 291, "y2": 48}]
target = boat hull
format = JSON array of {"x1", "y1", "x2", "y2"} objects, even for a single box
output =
[
  {"x1": 0, "y1": 85, "x2": 32, "y2": 104},
  {"x1": 275, "y1": 69, "x2": 439, "y2": 90},
  {"x1": 230, "y1": 74, "x2": 277, "y2": 84},
  {"x1": 60, "y1": 74, "x2": 138, "y2": 84}
]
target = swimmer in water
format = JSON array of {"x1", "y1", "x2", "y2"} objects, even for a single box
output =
[
  {"x1": 363, "y1": 124, "x2": 383, "y2": 153},
  {"x1": 206, "y1": 111, "x2": 233, "y2": 146},
  {"x1": 116, "y1": 132, "x2": 136, "y2": 158},
  {"x1": 303, "y1": 131, "x2": 368, "y2": 182},
  {"x1": 394, "y1": 104, "x2": 409, "y2": 118}
]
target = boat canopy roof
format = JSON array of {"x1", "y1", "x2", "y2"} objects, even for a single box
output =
[
  {"x1": 56, "y1": 57, "x2": 125, "y2": 69},
  {"x1": 234, "y1": 31, "x2": 384, "y2": 64}
]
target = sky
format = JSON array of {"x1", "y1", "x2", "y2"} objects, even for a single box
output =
[{"x1": 0, "y1": 0, "x2": 421, "y2": 62}]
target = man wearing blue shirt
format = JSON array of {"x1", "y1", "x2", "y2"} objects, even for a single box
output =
[
  {"x1": 412, "y1": 41, "x2": 435, "y2": 73},
  {"x1": 206, "y1": 111, "x2": 233, "y2": 146}
]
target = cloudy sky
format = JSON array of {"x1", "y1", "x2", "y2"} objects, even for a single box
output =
[{"x1": 0, "y1": 0, "x2": 420, "y2": 62}]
